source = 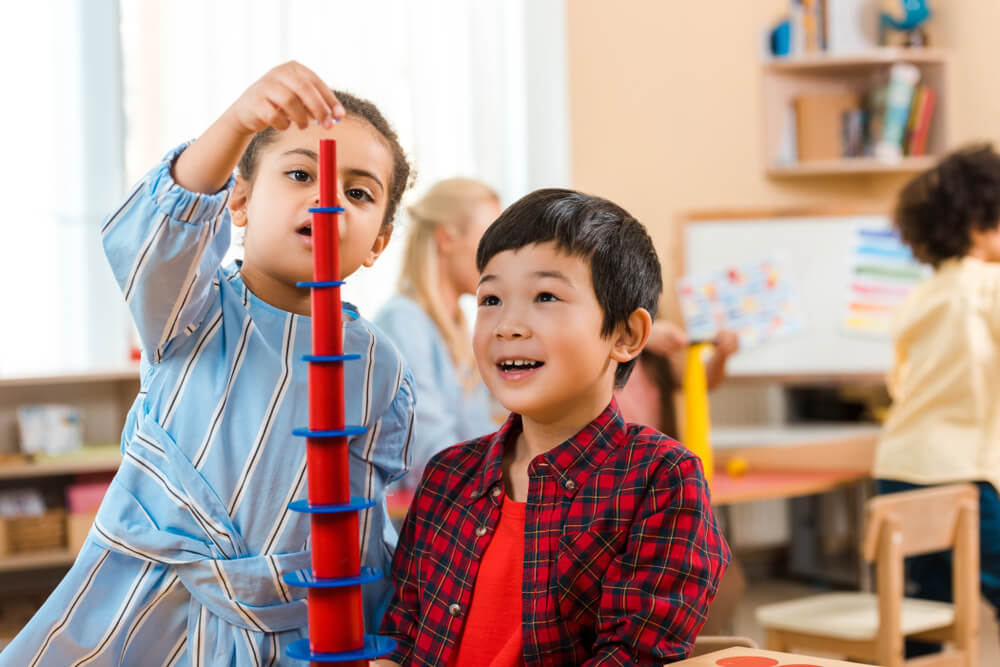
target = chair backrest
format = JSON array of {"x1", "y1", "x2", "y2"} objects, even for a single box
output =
[
  {"x1": 860, "y1": 483, "x2": 980, "y2": 667},
  {"x1": 862, "y1": 484, "x2": 979, "y2": 560}
]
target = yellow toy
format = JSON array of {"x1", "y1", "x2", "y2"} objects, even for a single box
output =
[
  {"x1": 725, "y1": 456, "x2": 749, "y2": 478},
  {"x1": 682, "y1": 342, "x2": 714, "y2": 482}
]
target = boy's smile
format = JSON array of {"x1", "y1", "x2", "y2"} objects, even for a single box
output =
[{"x1": 474, "y1": 242, "x2": 624, "y2": 433}]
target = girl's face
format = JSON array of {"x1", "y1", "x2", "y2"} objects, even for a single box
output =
[
  {"x1": 231, "y1": 116, "x2": 395, "y2": 313},
  {"x1": 442, "y1": 199, "x2": 501, "y2": 296}
]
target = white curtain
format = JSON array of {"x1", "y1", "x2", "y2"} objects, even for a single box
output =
[
  {"x1": 0, "y1": 0, "x2": 128, "y2": 376},
  {"x1": 0, "y1": 0, "x2": 570, "y2": 377},
  {"x1": 119, "y1": 0, "x2": 571, "y2": 320}
]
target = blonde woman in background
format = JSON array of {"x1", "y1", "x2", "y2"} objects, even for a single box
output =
[{"x1": 375, "y1": 178, "x2": 501, "y2": 489}]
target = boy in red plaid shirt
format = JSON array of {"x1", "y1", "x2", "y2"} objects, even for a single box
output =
[{"x1": 376, "y1": 189, "x2": 730, "y2": 666}]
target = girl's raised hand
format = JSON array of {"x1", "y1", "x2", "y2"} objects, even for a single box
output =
[
  {"x1": 172, "y1": 61, "x2": 346, "y2": 194},
  {"x1": 225, "y1": 61, "x2": 345, "y2": 135},
  {"x1": 645, "y1": 319, "x2": 689, "y2": 356}
]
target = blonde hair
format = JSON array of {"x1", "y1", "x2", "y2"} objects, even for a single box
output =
[{"x1": 399, "y1": 178, "x2": 499, "y2": 389}]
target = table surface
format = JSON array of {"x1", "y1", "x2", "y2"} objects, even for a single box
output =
[
  {"x1": 671, "y1": 646, "x2": 870, "y2": 666},
  {"x1": 710, "y1": 467, "x2": 867, "y2": 505},
  {"x1": 385, "y1": 424, "x2": 878, "y2": 519}
]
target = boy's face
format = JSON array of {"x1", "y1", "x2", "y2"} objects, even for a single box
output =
[
  {"x1": 473, "y1": 242, "x2": 621, "y2": 426},
  {"x1": 233, "y1": 117, "x2": 394, "y2": 290}
]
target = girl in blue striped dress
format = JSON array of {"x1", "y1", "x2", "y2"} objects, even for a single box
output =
[{"x1": 2, "y1": 62, "x2": 415, "y2": 666}]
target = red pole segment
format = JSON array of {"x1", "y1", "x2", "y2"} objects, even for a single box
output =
[{"x1": 284, "y1": 139, "x2": 395, "y2": 666}]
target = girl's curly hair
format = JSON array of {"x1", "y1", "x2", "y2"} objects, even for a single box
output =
[{"x1": 895, "y1": 144, "x2": 1000, "y2": 267}]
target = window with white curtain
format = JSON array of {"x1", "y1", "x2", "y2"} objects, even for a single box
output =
[{"x1": 0, "y1": 0, "x2": 569, "y2": 376}]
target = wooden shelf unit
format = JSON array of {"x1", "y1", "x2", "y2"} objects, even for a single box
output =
[
  {"x1": 0, "y1": 366, "x2": 137, "y2": 573},
  {"x1": 0, "y1": 455, "x2": 120, "y2": 481},
  {"x1": 762, "y1": 48, "x2": 949, "y2": 177}
]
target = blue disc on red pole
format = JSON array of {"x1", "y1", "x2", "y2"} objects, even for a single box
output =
[
  {"x1": 283, "y1": 566, "x2": 382, "y2": 589},
  {"x1": 292, "y1": 426, "x2": 367, "y2": 438},
  {"x1": 286, "y1": 635, "x2": 396, "y2": 662},
  {"x1": 296, "y1": 280, "x2": 345, "y2": 288},
  {"x1": 288, "y1": 497, "x2": 376, "y2": 514},
  {"x1": 302, "y1": 354, "x2": 361, "y2": 363},
  {"x1": 308, "y1": 206, "x2": 346, "y2": 214}
]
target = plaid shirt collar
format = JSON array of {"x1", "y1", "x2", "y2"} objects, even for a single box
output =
[{"x1": 463, "y1": 398, "x2": 627, "y2": 503}]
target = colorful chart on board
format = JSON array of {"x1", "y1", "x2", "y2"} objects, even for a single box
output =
[
  {"x1": 677, "y1": 259, "x2": 805, "y2": 349},
  {"x1": 842, "y1": 224, "x2": 929, "y2": 337}
]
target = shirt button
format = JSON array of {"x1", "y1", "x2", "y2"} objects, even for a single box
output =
[
  {"x1": 475, "y1": 526, "x2": 487, "y2": 537},
  {"x1": 470, "y1": 489, "x2": 481, "y2": 499},
  {"x1": 565, "y1": 480, "x2": 577, "y2": 491},
  {"x1": 448, "y1": 603, "x2": 462, "y2": 617},
  {"x1": 491, "y1": 487, "x2": 502, "y2": 498}
]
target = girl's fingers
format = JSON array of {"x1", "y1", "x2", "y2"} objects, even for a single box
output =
[
  {"x1": 259, "y1": 99, "x2": 292, "y2": 131},
  {"x1": 268, "y1": 81, "x2": 310, "y2": 129},
  {"x1": 290, "y1": 62, "x2": 345, "y2": 120},
  {"x1": 289, "y1": 74, "x2": 338, "y2": 127},
  {"x1": 312, "y1": 78, "x2": 345, "y2": 120}
]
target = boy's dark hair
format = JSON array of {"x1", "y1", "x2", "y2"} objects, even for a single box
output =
[
  {"x1": 237, "y1": 90, "x2": 413, "y2": 230},
  {"x1": 895, "y1": 143, "x2": 1000, "y2": 267},
  {"x1": 476, "y1": 188, "x2": 662, "y2": 387}
]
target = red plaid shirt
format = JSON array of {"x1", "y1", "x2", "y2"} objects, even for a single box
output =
[{"x1": 380, "y1": 400, "x2": 730, "y2": 665}]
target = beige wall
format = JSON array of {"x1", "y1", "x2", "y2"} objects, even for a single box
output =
[{"x1": 566, "y1": 0, "x2": 1000, "y2": 316}]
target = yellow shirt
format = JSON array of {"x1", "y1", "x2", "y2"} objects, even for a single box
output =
[{"x1": 874, "y1": 256, "x2": 1000, "y2": 492}]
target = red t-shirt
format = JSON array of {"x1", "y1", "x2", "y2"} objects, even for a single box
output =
[{"x1": 448, "y1": 497, "x2": 526, "y2": 666}]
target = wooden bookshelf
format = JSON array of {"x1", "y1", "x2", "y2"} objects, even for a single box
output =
[
  {"x1": 0, "y1": 452, "x2": 120, "y2": 481},
  {"x1": 763, "y1": 47, "x2": 949, "y2": 72},
  {"x1": 0, "y1": 367, "x2": 136, "y2": 574},
  {"x1": 0, "y1": 548, "x2": 78, "y2": 573},
  {"x1": 766, "y1": 155, "x2": 937, "y2": 177},
  {"x1": 762, "y1": 48, "x2": 949, "y2": 177}
]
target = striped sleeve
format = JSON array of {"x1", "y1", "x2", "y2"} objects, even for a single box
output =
[{"x1": 101, "y1": 143, "x2": 234, "y2": 364}]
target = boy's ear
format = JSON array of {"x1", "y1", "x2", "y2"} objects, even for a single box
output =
[
  {"x1": 609, "y1": 308, "x2": 653, "y2": 364},
  {"x1": 230, "y1": 176, "x2": 250, "y2": 228},
  {"x1": 361, "y1": 226, "x2": 394, "y2": 268}
]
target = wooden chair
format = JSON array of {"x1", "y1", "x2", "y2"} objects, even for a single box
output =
[
  {"x1": 690, "y1": 635, "x2": 757, "y2": 657},
  {"x1": 755, "y1": 483, "x2": 980, "y2": 667}
]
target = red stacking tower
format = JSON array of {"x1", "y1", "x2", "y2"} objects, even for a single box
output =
[{"x1": 284, "y1": 139, "x2": 395, "y2": 665}]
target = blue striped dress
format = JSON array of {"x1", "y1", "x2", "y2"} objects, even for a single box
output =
[{"x1": 0, "y1": 145, "x2": 415, "y2": 666}]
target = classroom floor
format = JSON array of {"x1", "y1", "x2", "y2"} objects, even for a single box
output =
[{"x1": 734, "y1": 577, "x2": 1000, "y2": 664}]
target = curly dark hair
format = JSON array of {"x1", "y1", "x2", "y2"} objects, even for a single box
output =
[
  {"x1": 237, "y1": 89, "x2": 413, "y2": 231},
  {"x1": 894, "y1": 144, "x2": 1000, "y2": 267}
]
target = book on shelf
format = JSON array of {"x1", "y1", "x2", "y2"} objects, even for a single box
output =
[
  {"x1": 875, "y1": 62, "x2": 920, "y2": 160},
  {"x1": 794, "y1": 92, "x2": 861, "y2": 161},
  {"x1": 908, "y1": 86, "x2": 936, "y2": 156},
  {"x1": 902, "y1": 83, "x2": 925, "y2": 155},
  {"x1": 790, "y1": 0, "x2": 826, "y2": 54},
  {"x1": 824, "y1": 0, "x2": 879, "y2": 53}
]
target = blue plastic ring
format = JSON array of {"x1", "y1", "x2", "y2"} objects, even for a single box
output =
[
  {"x1": 296, "y1": 280, "x2": 345, "y2": 288},
  {"x1": 292, "y1": 426, "x2": 367, "y2": 439},
  {"x1": 308, "y1": 206, "x2": 345, "y2": 214},
  {"x1": 288, "y1": 497, "x2": 376, "y2": 514},
  {"x1": 283, "y1": 566, "x2": 383, "y2": 589},
  {"x1": 302, "y1": 354, "x2": 361, "y2": 363},
  {"x1": 285, "y1": 635, "x2": 396, "y2": 662}
]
